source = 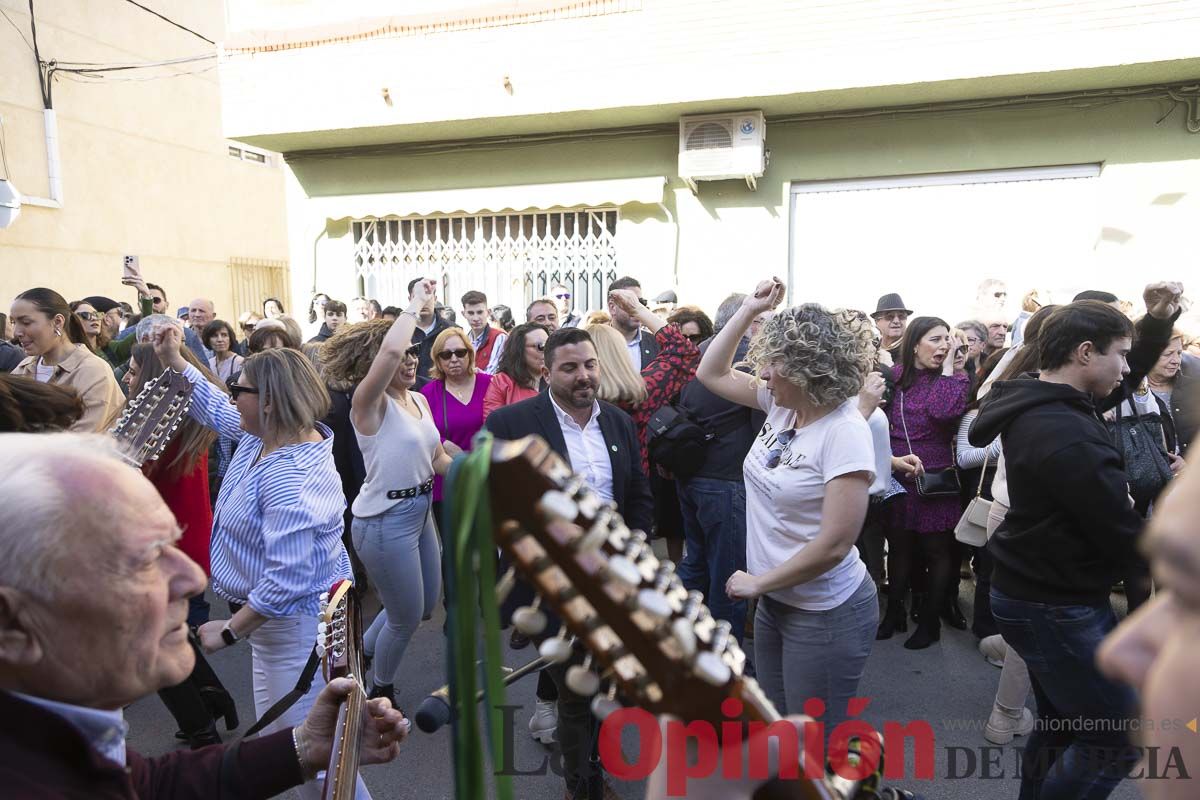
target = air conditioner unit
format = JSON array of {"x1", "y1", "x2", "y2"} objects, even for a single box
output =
[{"x1": 678, "y1": 111, "x2": 766, "y2": 192}]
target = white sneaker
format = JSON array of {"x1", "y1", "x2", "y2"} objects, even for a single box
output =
[
  {"x1": 979, "y1": 635, "x2": 1007, "y2": 668},
  {"x1": 528, "y1": 700, "x2": 557, "y2": 745},
  {"x1": 984, "y1": 704, "x2": 1035, "y2": 745}
]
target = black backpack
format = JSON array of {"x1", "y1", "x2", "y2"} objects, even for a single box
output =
[{"x1": 647, "y1": 404, "x2": 744, "y2": 478}]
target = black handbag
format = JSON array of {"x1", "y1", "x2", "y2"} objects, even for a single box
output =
[
  {"x1": 1108, "y1": 396, "x2": 1173, "y2": 510},
  {"x1": 898, "y1": 391, "x2": 962, "y2": 498},
  {"x1": 647, "y1": 403, "x2": 743, "y2": 478}
]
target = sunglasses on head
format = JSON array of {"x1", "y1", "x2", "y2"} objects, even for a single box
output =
[
  {"x1": 229, "y1": 383, "x2": 259, "y2": 400},
  {"x1": 437, "y1": 348, "x2": 470, "y2": 361}
]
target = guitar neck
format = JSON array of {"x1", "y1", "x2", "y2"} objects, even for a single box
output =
[{"x1": 323, "y1": 682, "x2": 366, "y2": 800}]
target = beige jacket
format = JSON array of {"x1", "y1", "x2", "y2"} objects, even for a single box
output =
[{"x1": 12, "y1": 344, "x2": 126, "y2": 432}]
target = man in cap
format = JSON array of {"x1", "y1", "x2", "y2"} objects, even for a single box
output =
[{"x1": 871, "y1": 293, "x2": 913, "y2": 361}]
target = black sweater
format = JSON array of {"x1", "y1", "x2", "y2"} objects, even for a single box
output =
[{"x1": 969, "y1": 311, "x2": 1177, "y2": 604}]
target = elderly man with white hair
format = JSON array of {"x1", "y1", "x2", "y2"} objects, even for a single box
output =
[{"x1": 0, "y1": 433, "x2": 409, "y2": 799}]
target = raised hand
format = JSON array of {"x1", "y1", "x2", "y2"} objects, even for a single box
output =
[
  {"x1": 1143, "y1": 282, "x2": 1184, "y2": 320},
  {"x1": 151, "y1": 322, "x2": 187, "y2": 371},
  {"x1": 409, "y1": 279, "x2": 437, "y2": 311},
  {"x1": 608, "y1": 288, "x2": 644, "y2": 316},
  {"x1": 742, "y1": 278, "x2": 785, "y2": 316}
]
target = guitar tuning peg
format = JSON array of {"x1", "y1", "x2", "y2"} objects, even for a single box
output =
[
  {"x1": 590, "y1": 683, "x2": 621, "y2": 720},
  {"x1": 672, "y1": 617, "x2": 698, "y2": 659},
  {"x1": 566, "y1": 655, "x2": 600, "y2": 696},
  {"x1": 537, "y1": 490, "x2": 578, "y2": 523},
  {"x1": 635, "y1": 587, "x2": 672, "y2": 622},
  {"x1": 316, "y1": 642, "x2": 326, "y2": 658},
  {"x1": 320, "y1": 592, "x2": 330, "y2": 602},
  {"x1": 317, "y1": 621, "x2": 328, "y2": 635},
  {"x1": 577, "y1": 518, "x2": 611, "y2": 554},
  {"x1": 538, "y1": 630, "x2": 573, "y2": 664},
  {"x1": 694, "y1": 650, "x2": 732, "y2": 687},
  {"x1": 605, "y1": 555, "x2": 642, "y2": 590},
  {"x1": 513, "y1": 598, "x2": 547, "y2": 636},
  {"x1": 710, "y1": 620, "x2": 733, "y2": 654}
]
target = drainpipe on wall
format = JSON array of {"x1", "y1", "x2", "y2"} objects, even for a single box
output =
[
  {"x1": 312, "y1": 226, "x2": 327, "y2": 295},
  {"x1": 657, "y1": 200, "x2": 680, "y2": 289},
  {"x1": 22, "y1": 108, "x2": 63, "y2": 209}
]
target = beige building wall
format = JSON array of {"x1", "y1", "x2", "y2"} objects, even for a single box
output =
[
  {"x1": 0, "y1": 0, "x2": 287, "y2": 325},
  {"x1": 221, "y1": 0, "x2": 1200, "y2": 150}
]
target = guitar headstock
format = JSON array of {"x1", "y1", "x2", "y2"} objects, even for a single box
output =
[
  {"x1": 318, "y1": 579, "x2": 362, "y2": 682},
  {"x1": 110, "y1": 368, "x2": 194, "y2": 467},
  {"x1": 488, "y1": 436, "x2": 781, "y2": 733}
]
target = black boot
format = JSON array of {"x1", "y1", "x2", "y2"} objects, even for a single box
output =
[
  {"x1": 910, "y1": 592, "x2": 926, "y2": 623},
  {"x1": 159, "y1": 680, "x2": 220, "y2": 749},
  {"x1": 941, "y1": 595, "x2": 967, "y2": 630},
  {"x1": 904, "y1": 594, "x2": 941, "y2": 649},
  {"x1": 876, "y1": 601, "x2": 908, "y2": 640}
]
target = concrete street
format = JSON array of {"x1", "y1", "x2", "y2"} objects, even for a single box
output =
[{"x1": 126, "y1": 582, "x2": 1147, "y2": 800}]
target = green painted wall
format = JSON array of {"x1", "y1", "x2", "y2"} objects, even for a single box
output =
[{"x1": 287, "y1": 94, "x2": 1200, "y2": 326}]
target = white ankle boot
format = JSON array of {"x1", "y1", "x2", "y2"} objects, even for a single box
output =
[
  {"x1": 984, "y1": 703, "x2": 1035, "y2": 745},
  {"x1": 528, "y1": 700, "x2": 557, "y2": 744}
]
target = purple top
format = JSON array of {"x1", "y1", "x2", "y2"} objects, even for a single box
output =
[
  {"x1": 421, "y1": 373, "x2": 493, "y2": 501},
  {"x1": 886, "y1": 366, "x2": 970, "y2": 533}
]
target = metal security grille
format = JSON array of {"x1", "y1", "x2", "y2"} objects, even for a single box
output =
[
  {"x1": 228, "y1": 258, "x2": 289, "y2": 317},
  {"x1": 352, "y1": 209, "x2": 619, "y2": 313}
]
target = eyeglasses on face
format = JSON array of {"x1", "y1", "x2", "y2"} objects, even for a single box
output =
[
  {"x1": 437, "y1": 348, "x2": 470, "y2": 361},
  {"x1": 765, "y1": 429, "x2": 797, "y2": 469},
  {"x1": 526, "y1": 342, "x2": 546, "y2": 351},
  {"x1": 554, "y1": 293, "x2": 571, "y2": 300},
  {"x1": 684, "y1": 333, "x2": 706, "y2": 344},
  {"x1": 229, "y1": 383, "x2": 259, "y2": 400},
  {"x1": 405, "y1": 344, "x2": 420, "y2": 358},
  {"x1": 956, "y1": 345, "x2": 969, "y2": 355},
  {"x1": 76, "y1": 311, "x2": 99, "y2": 321}
]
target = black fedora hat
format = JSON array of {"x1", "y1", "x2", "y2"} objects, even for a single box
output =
[{"x1": 871, "y1": 293, "x2": 912, "y2": 318}]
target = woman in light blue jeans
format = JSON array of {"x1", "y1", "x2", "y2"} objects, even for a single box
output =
[
  {"x1": 320, "y1": 279, "x2": 453, "y2": 707},
  {"x1": 352, "y1": 494, "x2": 441, "y2": 695}
]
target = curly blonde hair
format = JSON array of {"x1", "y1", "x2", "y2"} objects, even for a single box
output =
[
  {"x1": 319, "y1": 319, "x2": 393, "y2": 385},
  {"x1": 746, "y1": 304, "x2": 869, "y2": 407}
]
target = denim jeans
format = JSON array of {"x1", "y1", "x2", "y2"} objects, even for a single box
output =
[
  {"x1": 675, "y1": 476, "x2": 747, "y2": 641},
  {"x1": 753, "y1": 574, "x2": 878, "y2": 733},
  {"x1": 352, "y1": 495, "x2": 441, "y2": 688},
  {"x1": 990, "y1": 589, "x2": 1139, "y2": 800}
]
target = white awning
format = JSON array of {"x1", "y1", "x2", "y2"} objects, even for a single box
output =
[{"x1": 314, "y1": 176, "x2": 667, "y2": 222}]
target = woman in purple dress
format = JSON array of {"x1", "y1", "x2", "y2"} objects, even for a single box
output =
[
  {"x1": 420, "y1": 327, "x2": 493, "y2": 526},
  {"x1": 878, "y1": 316, "x2": 969, "y2": 649}
]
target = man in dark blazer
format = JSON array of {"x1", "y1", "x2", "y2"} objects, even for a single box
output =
[
  {"x1": 485, "y1": 326, "x2": 651, "y2": 800},
  {"x1": 606, "y1": 276, "x2": 660, "y2": 372},
  {"x1": 0, "y1": 434, "x2": 409, "y2": 799}
]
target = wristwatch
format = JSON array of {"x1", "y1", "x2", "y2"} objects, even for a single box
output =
[{"x1": 220, "y1": 623, "x2": 241, "y2": 647}]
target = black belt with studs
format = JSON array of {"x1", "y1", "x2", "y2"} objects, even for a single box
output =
[{"x1": 387, "y1": 477, "x2": 435, "y2": 500}]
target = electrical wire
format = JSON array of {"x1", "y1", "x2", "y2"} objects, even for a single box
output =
[
  {"x1": 0, "y1": 5, "x2": 33, "y2": 51},
  {"x1": 28, "y1": 0, "x2": 51, "y2": 108},
  {"x1": 53, "y1": 63, "x2": 217, "y2": 83},
  {"x1": 121, "y1": 0, "x2": 214, "y2": 45},
  {"x1": 50, "y1": 53, "x2": 216, "y2": 69}
]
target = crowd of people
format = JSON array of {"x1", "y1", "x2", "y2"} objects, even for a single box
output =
[{"x1": 1, "y1": 269, "x2": 1199, "y2": 800}]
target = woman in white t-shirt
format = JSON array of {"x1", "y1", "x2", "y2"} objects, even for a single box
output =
[{"x1": 697, "y1": 279, "x2": 879, "y2": 733}]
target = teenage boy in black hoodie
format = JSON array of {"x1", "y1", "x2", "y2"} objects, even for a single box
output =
[{"x1": 969, "y1": 282, "x2": 1182, "y2": 800}]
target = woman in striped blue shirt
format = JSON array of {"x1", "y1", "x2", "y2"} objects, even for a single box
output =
[{"x1": 152, "y1": 327, "x2": 372, "y2": 800}]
